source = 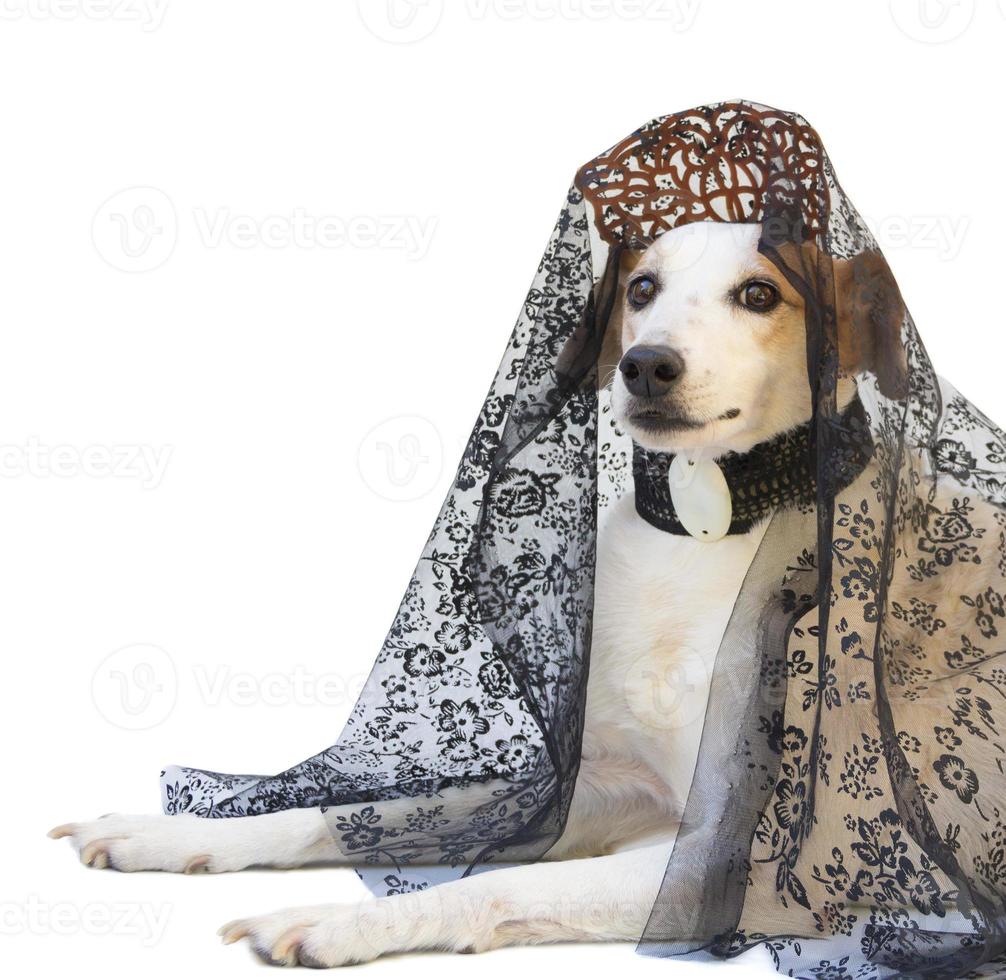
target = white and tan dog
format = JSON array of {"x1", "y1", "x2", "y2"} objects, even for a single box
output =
[{"x1": 49, "y1": 222, "x2": 949, "y2": 967}]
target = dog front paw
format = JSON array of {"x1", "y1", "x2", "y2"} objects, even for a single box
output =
[
  {"x1": 220, "y1": 905, "x2": 384, "y2": 968},
  {"x1": 49, "y1": 814, "x2": 221, "y2": 873},
  {"x1": 220, "y1": 890, "x2": 500, "y2": 967}
]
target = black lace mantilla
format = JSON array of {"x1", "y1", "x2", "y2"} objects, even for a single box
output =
[
  {"x1": 159, "y1": 101, "x2": 1006, "y2": 979},
  {"x1": 633, "y1": 398, "x2": 873, "y2": 536}
]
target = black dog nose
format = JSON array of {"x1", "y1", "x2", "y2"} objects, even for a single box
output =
[{"x1": 618, "y1": 346, "x2": 685, "y2": 398}]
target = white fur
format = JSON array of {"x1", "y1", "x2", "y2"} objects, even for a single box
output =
[
  {"x1": 50, "y1": 490, "x2": 763, "y2": 965},
  {"x1": 46, "y1": 223, "x2": 950, "y2": 967},
  {"x1": 611, "y1": 222, "x2": 820, "y2": 456}
]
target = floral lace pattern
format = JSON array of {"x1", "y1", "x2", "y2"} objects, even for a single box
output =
[
  {"x1": 161, "y1": 101, "x2": 1006, "y2": 976},
  {"x1": 161, "y1": 184, "x2": 611, "y2": 881}
]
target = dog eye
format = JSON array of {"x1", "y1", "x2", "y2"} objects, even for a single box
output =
[
  {"x1": 627, "y1": 276, "x2": 657, "y2": 308},
  {"x1": 738, "y1": 280, "x2": 780, "y2": 313}
]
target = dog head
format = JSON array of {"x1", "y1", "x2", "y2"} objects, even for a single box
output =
[{"x1": 604, "y1": 222, "x2": 906, "y2": 455}]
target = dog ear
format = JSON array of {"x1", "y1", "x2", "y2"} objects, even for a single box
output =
[
  {"x1": 832, "y1": 250, "x2": 908, "y2": 400},
  {"x1": 597, "y1": 246, "x2": 643, "y2": 387}
]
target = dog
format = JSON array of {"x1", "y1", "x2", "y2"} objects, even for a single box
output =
[{"x1": 50, "y1": 220, "x2": 987, "y2": 967}]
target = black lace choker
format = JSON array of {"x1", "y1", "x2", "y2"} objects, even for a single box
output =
[{"x1": 633, "y1": 398, "x2": 873, "y2": 537}]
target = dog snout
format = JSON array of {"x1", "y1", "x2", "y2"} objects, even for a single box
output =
[{"x1": 618, "y1": 346, "x2": 684, "y2": 398}]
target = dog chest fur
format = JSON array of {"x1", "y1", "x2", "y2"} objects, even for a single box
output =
[{"x1": 566, "y1": 493, "x2": 768, "y2": 846}]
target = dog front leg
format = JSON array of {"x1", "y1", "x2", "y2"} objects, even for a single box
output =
[
  {"x1": 48, "y1": 808, "x2": 340, "y2": 873},
  {"x1": 221, "y1": 842, "x2": 672, "y2": 967}
]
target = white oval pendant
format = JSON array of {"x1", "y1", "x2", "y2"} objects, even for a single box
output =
[{"x1": 668, "y1": 455, "x2": 733, "y2": 542}]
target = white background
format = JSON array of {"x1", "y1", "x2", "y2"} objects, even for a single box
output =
[{"x1": 2, "y1": 1, "x2": 1004, "y2": 976}]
